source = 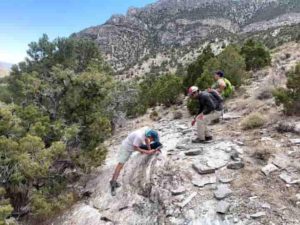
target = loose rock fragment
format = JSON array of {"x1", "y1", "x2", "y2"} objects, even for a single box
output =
[
  {"x1": 261, "y1": 164, "x2": 278, "y2": 176},
  {"x1": 227, "y1": 161, "x2": 245, "y2": 170},
  {"x1": 216, "y1": 201, "x2": 230, "y2": 214},
  {"x1": 214, "y1": 185, "x2": 232, "y2": 200}
]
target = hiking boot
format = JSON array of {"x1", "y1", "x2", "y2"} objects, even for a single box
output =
[
  {"x1": 192, "y1": 138, "x2": 207, "y2": 143},
  {"x1": 110, "y1": 180, "x2": 120, "y2": 196},
  {"x1": 110, "y1": 180, "x2": 121, "y2": 188},
  {"x1": 205, "y1": 136, "x2": 213, "y2": 141}
]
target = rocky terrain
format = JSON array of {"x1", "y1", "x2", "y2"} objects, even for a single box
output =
[
  {"x1": 75, "y1": 0, "x2": 300, "y2": 75},
  {"x1": 48, "y1": 42, "x2": 300, "y2": 225}
]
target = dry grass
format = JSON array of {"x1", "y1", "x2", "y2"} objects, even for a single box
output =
[{"x1": 241, "y1": 113, "x2": 266, "y2": 130}]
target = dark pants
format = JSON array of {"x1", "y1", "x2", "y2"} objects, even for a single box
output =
[{"x1": 140, "y1": 142, "x2": 162, "y2": 150}]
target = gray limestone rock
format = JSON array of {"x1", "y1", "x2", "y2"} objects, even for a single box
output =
[
  {"x1": 216, "y1": 201, "x2": 231, "y2": 214},
  {"x1": 214, "y1": 185, "x2": 233, "y2": 200},
  {"x1": 171, "y1": 186, "x2": 186, "y2": 195},
  {"x1": 193, "y1": 163, "x2": 216, "y2": 174},
  {"x1": 261, "y1": 164, "x2": 278, "y2": 176},
  {"x1": 192, "y1": 174, "x2": 217, "y2": 187},
  {"x1": 185, "y1": 149, "x2": 203, "y2": 156},
  {"x1": 250, "y1": 211, "x2": 266, "y2": 219},
  {"x1": 227, "y1": 161, "x2": 245, "y2": 170},
  {"x1": 279, "y1": 172, "x2": 300, "y2": 184}
]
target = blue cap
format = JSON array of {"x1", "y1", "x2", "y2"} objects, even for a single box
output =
[{"x1": 145, "y1": 129, "x2": 159, "y2": 143}]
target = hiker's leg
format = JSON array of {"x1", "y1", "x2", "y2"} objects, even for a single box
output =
[
  {"x1": 112, "y1": 145, "x2": 132, "y2": 181},
  {"x1": 204, "y1": 114, "x2": 212, "y2": 137},
  {"x1": 196, "y1": 117, "x2": 206, "y2": 141},
  {"x1": 205, "y1": 111, "x2": 222, "y2": 137},
  {"x1": 112, "y1": 163, "x2": 124, "y2": 181}
]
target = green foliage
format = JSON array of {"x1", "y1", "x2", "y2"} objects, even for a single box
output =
[
  {"x1": 31, "y1": 191, "x2": 75, "y2": 219},
  {"x1": 196, "y1": 58, "x2": 220, "y2": 90},
  {"x1": 152, "y1": 74, "x2": 183, "y2": 106},
  {"x1": 0, "y1": 35, "x2": 114, "y2": 220},
  {"x1": 218, "y1": 45, "x2": 247, "y2": 88},
  {"x1": 241, "y1": 113, "x2": 266, "y2": 130},
  {"x1": 187, "y1": 99, "x2": 199, "y2": 115},
  {"x1": 126, "y1": 74, "x2": 183, "y2": 117},
  {"x1": 241, "y1": 39, "x2": 271, "y2": 71},
  {"x1": 183, "y1": 45, "x2": 214, "y2": 89},
  {"x1": 0, "y1": 188, "x2": 13, "y2": 225},
  {"x1": 273, "y1": 63, "x2": 300, "y2": 115},
  {"x1": 196, "y1": 45, "x2": 246, "y2": 89}
]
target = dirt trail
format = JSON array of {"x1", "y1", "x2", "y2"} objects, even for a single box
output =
[{"x1": 50, "y1": 42, "x2": 300, "y2": 225}]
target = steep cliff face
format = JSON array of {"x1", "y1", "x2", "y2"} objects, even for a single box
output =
[{"x1": 75, "y1": 0, "x2": 300, "y2": 71}]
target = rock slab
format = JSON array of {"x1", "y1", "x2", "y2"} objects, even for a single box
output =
[
  {"x1": 261, "y1": 164, "x2": 278, "y2": 176},
  {"x1": 192, "y1": 175, "x2": 217, "y2": 187},
  {"x1": 193, "y1": 163, "x2": 216, "y2": 174},
  {"x1": 214, "y1": 185, "x2": 233, "y2": 200}
]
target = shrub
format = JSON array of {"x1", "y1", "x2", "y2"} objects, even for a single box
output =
[
  {"x1": 218, "y1": 45, "x2": 247, "y2": 88},
  {"x1": 273, "y1": 63, "x2": 300, "y2": 115},
  {"x1": 183, "y1": 45, "x2": 214, "y2": 89},
  {"x1": 241, "y1": 113, "x2": 266, "y2": 130},
  {"x1": 0, "y1": 188, "x2": 13, "y2": 225},
  {"x1": 0, "y1": 35, "x2": 113, "y2": 220},
  {"x1": 196, "y1": 45, "x2": 246, "y2": 89},
  {"x1": 187, "y1": 99, "x2": 199, "y2": 115},
  {"x1": 241, "y1": 39, "x2": 271, "y2": 71}
]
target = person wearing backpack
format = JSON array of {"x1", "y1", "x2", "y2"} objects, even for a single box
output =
[
  {"x1": 188, "y1": 86, "x2": 223, "y2": 143},
  {"x1": 212, "y1": 71, "x2": 233, "y2": 98}
]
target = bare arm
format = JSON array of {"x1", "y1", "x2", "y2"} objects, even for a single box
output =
[
  {"x1": 133, "y1": 146, "x2": 156, "y2": 155},
  {"x1": 145, "y1": 138, "x2": 151, "y2": 150},
  {"x1": 217, "y1": 80, "x2": 226, "y2": 93}
]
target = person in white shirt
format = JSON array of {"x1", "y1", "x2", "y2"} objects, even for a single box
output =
[{"x1": 110, "y1": 127, "x2": 161, "y2": 196}]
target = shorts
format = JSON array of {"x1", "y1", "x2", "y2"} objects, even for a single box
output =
[{"x1": 117, "y1": 144, "x2": 134, "y2": 164}]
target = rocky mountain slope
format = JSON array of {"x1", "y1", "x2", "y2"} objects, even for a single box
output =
[
  {"x1": 75, "y1": 0, "x2": 300, "y2": 73},
  {"x1": 49, "y1": 42, "x2": 300, "y2": 225}
]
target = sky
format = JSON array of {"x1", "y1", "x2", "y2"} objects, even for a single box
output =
[{"x1": 0, "y1": 0, "x2": 156, "y2": 64}]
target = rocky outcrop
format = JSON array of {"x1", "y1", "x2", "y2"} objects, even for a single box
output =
[{"x1": 75, "y1": 0, "x2": 300, "y2": 71}]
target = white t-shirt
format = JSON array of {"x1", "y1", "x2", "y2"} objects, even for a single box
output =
[{"x1": 122, "y1": 126, "x2": 149, "y2": 151}]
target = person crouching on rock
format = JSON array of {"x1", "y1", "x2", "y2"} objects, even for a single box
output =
[
  {"x1": 188, "y1": 86, "x2": 223, "y2": 143},
  {"x1": 110, "y1": 127, "x2": 162, "y2": 196}
]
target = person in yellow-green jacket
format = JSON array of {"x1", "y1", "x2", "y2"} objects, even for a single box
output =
[{"x1": 211, "y1": 71, "x2": 233, "y2": 98}]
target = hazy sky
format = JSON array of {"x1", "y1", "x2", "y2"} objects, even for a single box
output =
[{"x1": 0, "y1": 0, "x2": 156, "y2": 63}]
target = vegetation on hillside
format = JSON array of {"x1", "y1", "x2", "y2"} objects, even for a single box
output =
[
  {"x1": 0, "y1": 34, "x2": 117, "y2": 222},
  {"x1": 273, "y1": 63, "x2": 300, "y2": 115},
  {"x1": 0, "y1": 32, "x2": 276, "y2": 224}
]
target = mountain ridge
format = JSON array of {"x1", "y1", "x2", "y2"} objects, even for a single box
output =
[{"x1": 75, "y1": 0, "x2": 300, "y2": 73}]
